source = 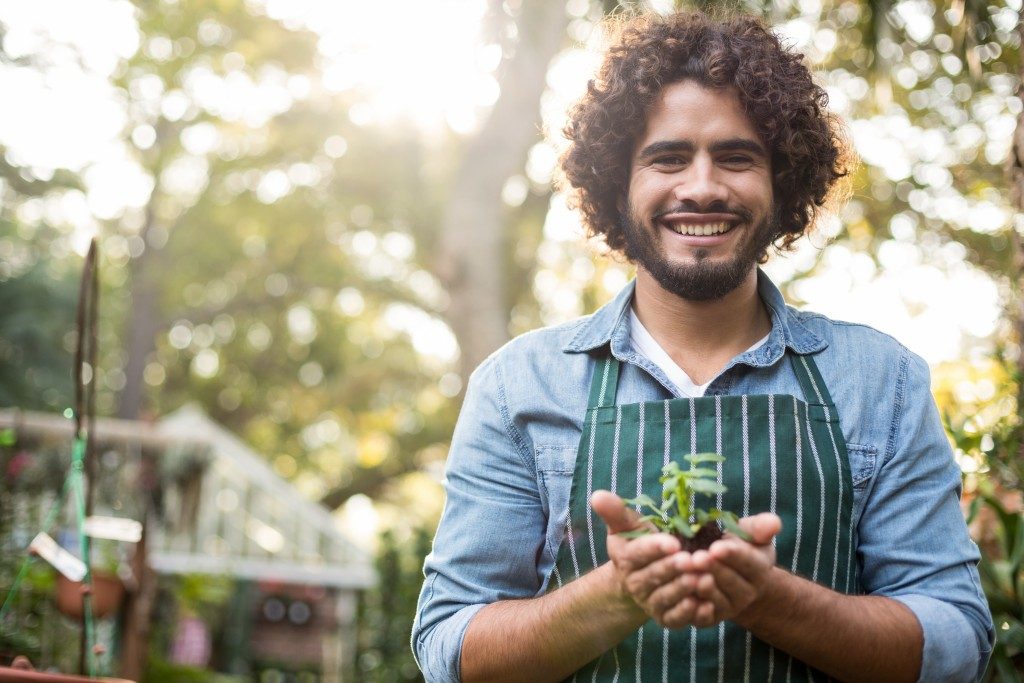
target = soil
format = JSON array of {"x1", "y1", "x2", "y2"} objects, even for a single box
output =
[{"x1": 674, "y1": 523, "x2": 723, "y2": 552}]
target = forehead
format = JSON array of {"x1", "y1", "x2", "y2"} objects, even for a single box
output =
[{"x1": 634, "y1": 80, "x2": 762, "y2": 151}]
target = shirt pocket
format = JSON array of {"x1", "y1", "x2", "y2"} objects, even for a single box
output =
[
  {"x1": 845, "y1": 442, "x2": 877, "y2": 490},
  {"x1": 534, "y1": 444, "x2": 577, "y2": 576}
]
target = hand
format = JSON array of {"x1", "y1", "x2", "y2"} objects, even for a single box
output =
[
  {"x1": 591, "y1": 490, "x2": 714, "y2": 626},
  {"x1": 685, "y1": 513, "x2": 781, "y2": 625}
]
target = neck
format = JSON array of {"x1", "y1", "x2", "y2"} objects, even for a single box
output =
[{"x1": 632, "y1": 267, "x2": 771, "y2": 384}]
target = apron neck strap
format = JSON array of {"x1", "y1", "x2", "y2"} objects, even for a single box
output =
[
  {"x1": 586, "y1": 353, "x2": 620, "y2": 410},
  {"x1": 788, "y1": 352, "x2": 837, "y2": 407},
  {"x1": 587, "y1": 349, "x2": 837, "y2": 409}
]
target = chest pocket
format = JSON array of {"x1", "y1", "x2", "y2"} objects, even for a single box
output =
[
  {"x1": 846, "y1": 442, "x2": 877, "y2": 489},
  {"x1": 535, "y1": 444, "x2": 577, "y2": 580},
  {"x1": 846, "y1": 442, "x2": 877, "y2": 524}
]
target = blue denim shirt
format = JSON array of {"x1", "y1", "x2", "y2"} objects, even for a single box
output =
[{"x1": 413, "y1": 272, "x2": 993, "y2": 683}]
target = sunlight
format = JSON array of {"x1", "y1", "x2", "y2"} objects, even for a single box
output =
[{"x1": 263, "y1": 0, "x2": 495, "y2": 133}]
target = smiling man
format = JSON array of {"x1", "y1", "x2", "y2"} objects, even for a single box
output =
[{"x1": 413, "y1": 11, "x2": 992, "y2": 683}]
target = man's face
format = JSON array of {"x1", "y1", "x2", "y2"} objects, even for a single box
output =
[{"x1": 624, "y1": 80, "x2": 776, "y2": 302}]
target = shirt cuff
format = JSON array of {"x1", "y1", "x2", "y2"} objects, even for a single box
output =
[
  {"x1": 415, "y1": 602, "x2": 486, "y2": 683},
  {"x1": 890, "y1": 593, "x2": 989, "y2": 683}
]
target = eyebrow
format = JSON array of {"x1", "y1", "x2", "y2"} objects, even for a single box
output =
[{"x1": 636, "y1": 138, "x2": 767, "y2": 160}]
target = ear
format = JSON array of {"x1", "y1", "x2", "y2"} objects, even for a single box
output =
[{"x1": 615, "y1": 191, "x2": 628, "y2": 216}]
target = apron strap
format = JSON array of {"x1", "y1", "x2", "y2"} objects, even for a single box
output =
[
  {"x1": 788, "y1": 352, "x2": 838, "y2": 409},
  {"x1": 589, "y1": 349, "x2": 836, "y2": 410},
  {"x1": 586, "y1": 353, "x2": 620, "y2": 410}
]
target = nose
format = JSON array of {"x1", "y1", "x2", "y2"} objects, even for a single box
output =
[{"x1": 672, "y1": 154, "x2": 728, "y2": 210}]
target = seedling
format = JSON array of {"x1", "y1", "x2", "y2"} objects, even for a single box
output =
[{"x1": 621, "y1": 453, "x2": 751, "y2": 551}]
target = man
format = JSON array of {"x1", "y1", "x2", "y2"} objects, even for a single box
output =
[{"x1": 413, "y1": 11, "x2": 992, "y2": 683}]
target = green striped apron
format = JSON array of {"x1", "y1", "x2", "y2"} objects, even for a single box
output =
[{"x1": 552, "y1": 351, "x2": 858, "y2": 682}]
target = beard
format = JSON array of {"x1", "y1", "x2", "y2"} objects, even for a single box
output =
[{"x1": 620, "y1": 202, "x2": 778, "y2": 302}]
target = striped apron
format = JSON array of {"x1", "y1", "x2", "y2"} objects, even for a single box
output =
[{"x1": 552, "y1": 351, "x2": 858, "y2": 682}]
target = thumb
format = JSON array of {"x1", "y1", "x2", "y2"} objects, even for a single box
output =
[
  {"x1": 737, "y1": 513, "x2": 782, "y2": 545},
  {"x1": 591, "y1": 490, "x2": 646, "y2": 534}
]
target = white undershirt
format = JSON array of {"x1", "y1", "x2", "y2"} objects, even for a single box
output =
[{"x1": 629, "y1": 308, "x2": 769, "y2": 398}]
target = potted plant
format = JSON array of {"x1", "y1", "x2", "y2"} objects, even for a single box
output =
[
  {"x1": 622, "y1": 454, "x2": 750, "y2": 552},
  {"x1": 53, "y1": 538, "x2": 129, "y2": 621}
]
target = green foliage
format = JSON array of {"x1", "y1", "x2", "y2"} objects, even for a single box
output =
[
  {"x1": 356, "y1": 527, "x2": 431, "y2": 682},
  {"x1": 143, "y1": 656, "x2": 247, "y2": 683},
  {"x1": 622, "y1": 455, "x2": 749, "y2": 541},
  {"x1": 967, "y1": 489, "x2": 1024, "y2": 681},
  {"x1": 0, "y1": 254, "x2": 77, "y2": 412},
  {"x1": 941, "y1": 351, "x2": 1024, "y2": 680}
]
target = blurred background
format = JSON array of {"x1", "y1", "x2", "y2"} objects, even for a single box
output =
[{"x1": 0, "y1": 0, "x2": 1022, "y2": 680}]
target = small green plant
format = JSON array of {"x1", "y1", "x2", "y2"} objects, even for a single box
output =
[{"x1": 621, "y1": 454, "x2": 750, "y2": 551}]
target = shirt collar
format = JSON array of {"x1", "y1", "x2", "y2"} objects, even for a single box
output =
[{"x1": 562, "y1": 269, "x2": 826, "y2": 365}]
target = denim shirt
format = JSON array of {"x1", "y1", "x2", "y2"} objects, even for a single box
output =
[{"x1": 413, "y1": 272, "x2": 994, "y2": 683}]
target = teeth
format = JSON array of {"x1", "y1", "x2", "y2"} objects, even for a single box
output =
[{"x1": 671, "y1": 221, "x2": 731, "y2": 236}]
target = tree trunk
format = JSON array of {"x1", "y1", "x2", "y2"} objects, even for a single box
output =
[
  {"x1": 117, "y1": 235, "x2": 161, "y2": 421},
  {"x1": 436, "y1": 0, "x2": 570, "y2": 383}
]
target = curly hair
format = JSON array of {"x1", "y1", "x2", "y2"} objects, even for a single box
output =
[{"x1": 560, "y1": 11, "x2": 852, "y2": 257}]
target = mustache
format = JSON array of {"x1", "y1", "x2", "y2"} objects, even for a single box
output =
[{"x1": 652, "y1": 202, "x2": 753, "y2": 222}]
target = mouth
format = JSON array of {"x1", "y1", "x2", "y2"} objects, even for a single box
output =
[
  {"x1": 664, "y1": 220, "x2": 735, "y2": 237},
  {"x1": 656, "y1": 211, "x2": 741, "y2": 239}
]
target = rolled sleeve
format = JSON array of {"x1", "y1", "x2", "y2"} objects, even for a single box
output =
[
  {"x1": 412, "y1": 356, "x2": 547, "y2": 682},
  {"x1": 858, "y1": 352, "x2": 993, "y2": 682},
  {"x1": 892, "y1": 592, "x2": 992, "y2": 683}
]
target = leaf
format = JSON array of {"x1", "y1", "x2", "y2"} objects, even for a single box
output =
[
  {"x1": 719, "y1": 513, "x2": 752, "y2": 542},
  {"x1": 624, "y1": 494, "x2": 660, "y2": 515},
  {"x1": 672, "y1": 517, "x2": 695, "y2": 538},
  {"x1": 686, "y1": 479, "x2": 727, "y2": 495},
  {"x1": 966, "y1": 495, "x2": 983, "y2": 525},
  {"x1": 683, "y1": 467, "x2": 719, "y2": 479},
  {"x1": 660, "y1": 462, "x2": 682, "y2": 481},
  {"x1": 685, "y1": 453, "x2": 725, "y2": 464}
]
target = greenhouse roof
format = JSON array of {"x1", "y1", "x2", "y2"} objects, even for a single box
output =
[{"x1": 0, "y1": 406, "x2": 375, "y2": 590}]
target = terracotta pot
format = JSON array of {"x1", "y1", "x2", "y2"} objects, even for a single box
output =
[{"x1": 54, "y1": 573, "x2": 125, "y2": 620}]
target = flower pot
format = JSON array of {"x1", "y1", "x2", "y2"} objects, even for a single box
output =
[{"x1": 54, "y1": 572, "x2": 125, "y2": 620}]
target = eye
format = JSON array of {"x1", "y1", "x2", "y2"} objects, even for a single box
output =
[
  {"x1": 720, "y1": 154, "x2": 755, "y2": 168},
  {"x1": 652, "y1": 155, "x2": 686, "y2": 168}
]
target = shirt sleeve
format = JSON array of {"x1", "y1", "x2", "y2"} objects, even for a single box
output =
[
  {"x1": 858, "y1": 350, "x2": 994, "y2": 682},
  {"x1": 412, "y1": 355, "x2": 548, "y2": 683}
]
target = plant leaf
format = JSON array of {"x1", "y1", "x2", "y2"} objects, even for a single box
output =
[
  {"x1": 683, "y1": 467, "x2": 719, "y2": 479},
  {"x1": 672, "y1": 517, "x2": 695, "y2": 537},
  {"x1": 719, "y1": 513, "x2": 752, "y2": 542},
  {"x1": 686, "y1": 479, "x2": 727, "y2": 495},
  {"x1": 624, "y1": 494, "x2": 658, "y2": 509},
  {"x1": 685, "y1": 453, "x2": 725, "y2": 464},
  {"x1": 662, "y1": 461, "x2": 682, "y2": 474}
]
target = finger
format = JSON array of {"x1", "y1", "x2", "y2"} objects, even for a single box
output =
[
  {"x1": 702, "y1": 560, "x2": 755, "y2": 612},
  {"x1": 643, "y1": 568, "x2": 700, "y2": 613},
  {"x1": 692, "y1": 599, "x2": 719, "y2": 628},
  {"x1": 592, "y1": 490, "x2": 648, "y2": 534},
  {"x1": 612, "y1": 533, "x2": 681, "y2": 572},
  {"x1": 660, "y1": 595, "x2": 704, "y2": 628},
  {"x1": 625, "y1": 552, "x2": 690, "y2": 601},
  {"x1": 708, "y1": 539, "x2": 774, "y2": 584},
  {"x1": 735, "y1": 513, "x2": 782, "y2": 546},
  {"x1": 694, "y1": 571, "x2": 735, "y2": 617}
]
